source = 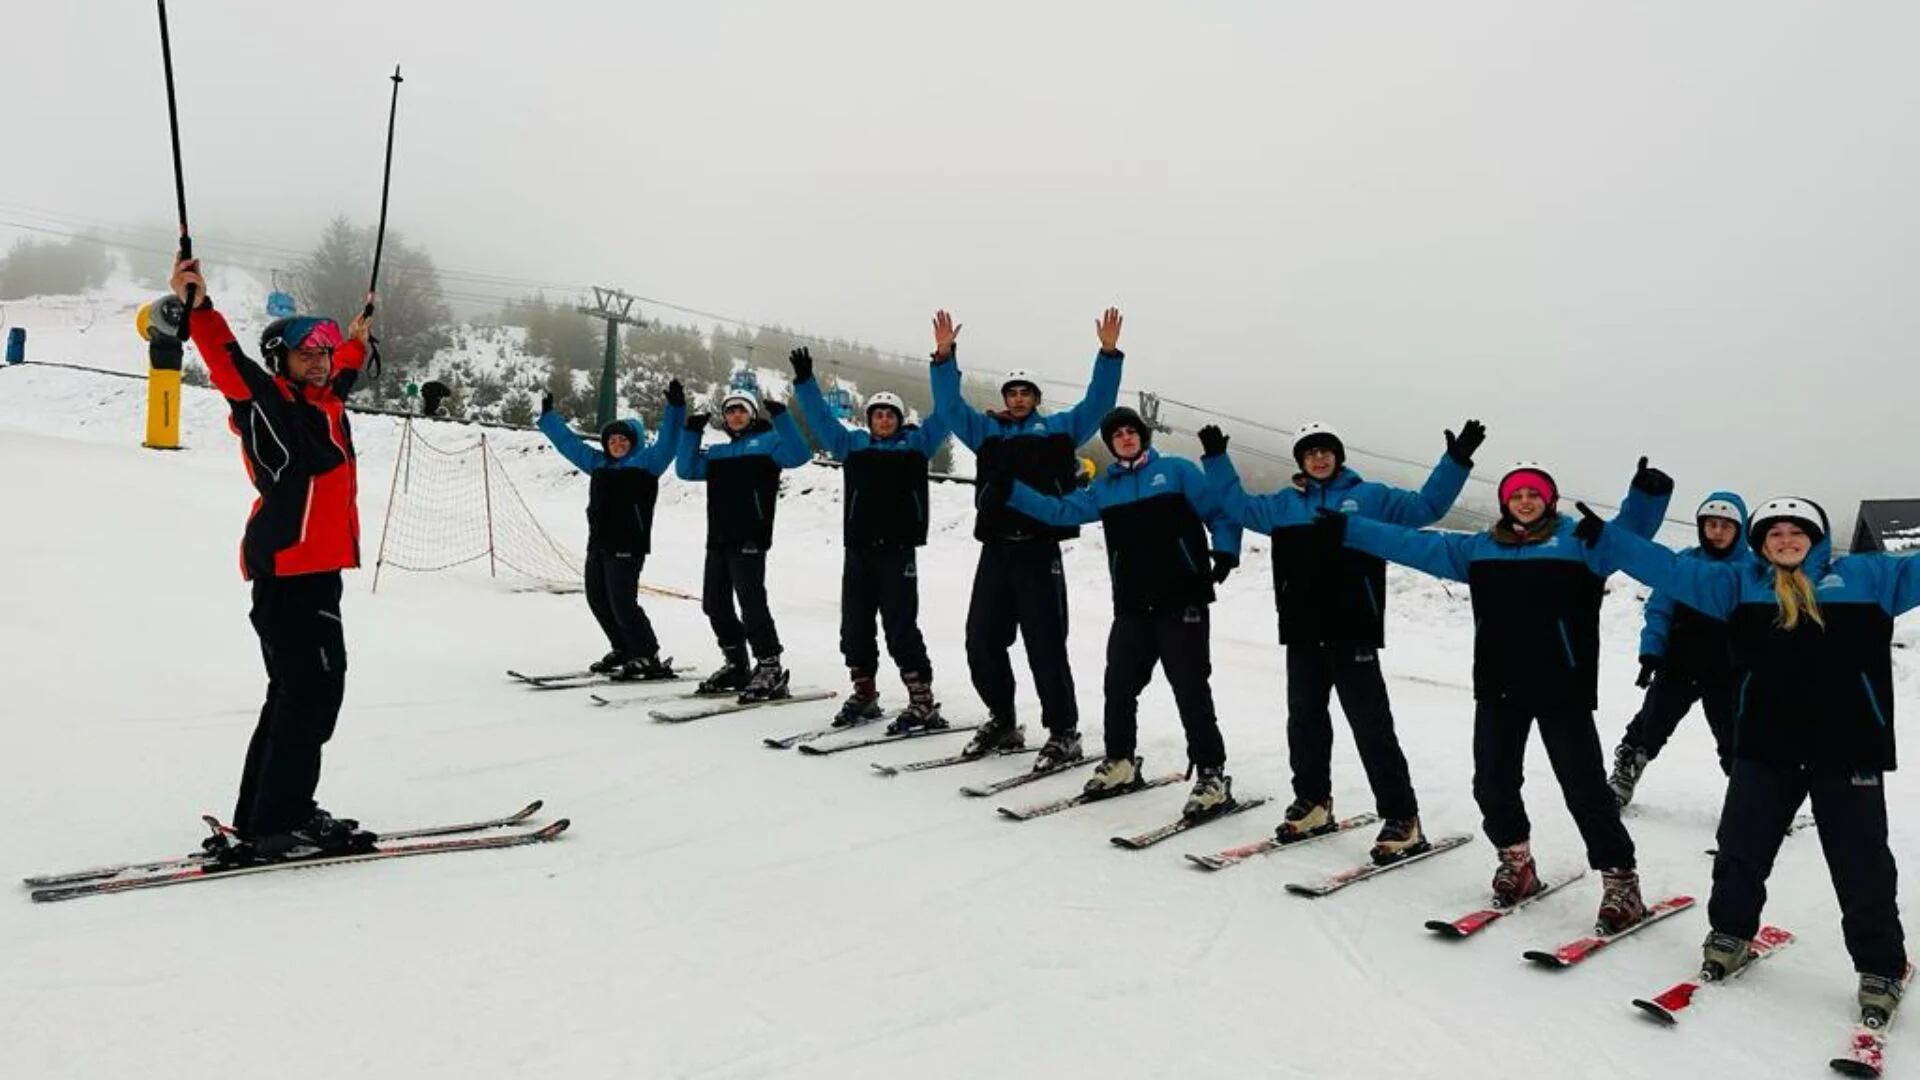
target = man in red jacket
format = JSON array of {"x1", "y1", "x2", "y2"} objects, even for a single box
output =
[{"x1": 171, "y1": 255, "x2": 376, "y2": 860}]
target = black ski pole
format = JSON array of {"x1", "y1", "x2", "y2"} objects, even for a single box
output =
[
  {"x1": 362, "y1": 64, "x2": 403, "y2": 379},
  {"x1": 156, "y1": 0, "x2": 193, "y2": 338}
]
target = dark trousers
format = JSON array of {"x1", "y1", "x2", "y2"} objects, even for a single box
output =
[
  {"x1": 841, "y1": 546, "x2": 931, "y2": 678},
  {"x1": 1104, "y1": 606, "x2": 1225, "y2": 768},
  {"x1": 1622, "y1": 671, "x2": 1736, "y2": 774},
  {"x1": 584, "y1": 550, "x2": 659, "y2": 659},
  {"x1": 702, "y1": 544, "x2": 780, "y2": 660},
  {"x1": 1473, "y1": 700, "x2": 1635, "y2": 870},
  {"x1": 1712, "y1": 758, "x2": 1906, "y2": 977},
  {"x1": 1286, "y1": 643, "x2": 1418, "y2": 820},
  {"x1": 965, "y1": 540, "x2": 1077, "y2": 733},
  {"x1": 236, "y1": 572, "x2": 346, "y2": 838}
]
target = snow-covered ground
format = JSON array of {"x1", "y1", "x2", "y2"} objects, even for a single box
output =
[{"x1": 2, "y1": 314, "x2": 1915, "y2": 1079}]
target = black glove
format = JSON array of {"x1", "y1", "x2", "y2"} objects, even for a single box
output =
[
  {"x1": 1573, "y1": 501, "x2": 1606, "y2": 548},
  {"x1": 1445, "y1": 419, "x2": 1486, "y2": 465},
  {"x1": 1632, "y1": 456, "x2": 1674, "y2": 497},
  {"x1": 685, "y1": 412, "x2": 710, "y2": 433},
  {"x1": 1312, "y1": 508, "x2": 1348, "y2": 549},
  {"x1": 789, "y1": 347, "x2": 814, "y2": 383},
  {"x1": 766, "y1": 399, "x2": 788, "y2": 418},
  {"x1": 539, "y1": 390, "x2": 554, "y2": 416},
  {"x1": 1635, "y1": 654, "x2": 1661, "y2": 689},
  {"x1": 665, "y1": 379, "x2": 685, "y2": 407},
  {"x1": 1198, "y1": 424, "x2": 1229, "y2": 458},
  {"x1": 1209, "y1": 551, "x2": 1239, "y2": 584}
]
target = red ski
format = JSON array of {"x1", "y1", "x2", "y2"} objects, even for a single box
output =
[
  {"x1": 1424, "y1": 872, "x2": 1587, "y2": 939},
  {"x1": 1521, "y1": 895, "x2": 1696, "y2": 968},
  {"x1": 1832, "y1": 964, "x2": 1916, "y2": 1077},
  {"x1": 1630, "y1": 925, "x2": 1794, "y2": 1024}
]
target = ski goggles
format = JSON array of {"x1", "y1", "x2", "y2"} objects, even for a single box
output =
[{"x1": 276, "y1": 316, "x2": 345, "y2": 355}]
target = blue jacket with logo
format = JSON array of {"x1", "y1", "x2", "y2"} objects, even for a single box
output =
[
  {"x1": 1340, "y1": 480, "x2": 1670, "y2": 709},
  {"x1": 1205, "y1": 451, "x2": 1470, "y2": 648},
  {"x1": 1601, "y1": 522, "x2": 1920, "y2": 772},
  {"x1": 1009, "y1": 448, "x2": 1242, "y2": 615},
  {"x1": 793, "y1": 376, "x2": 949, "y2": 548},
  {"x1": 931, "y1": 345, "x2": 1121, "y2": 543},
  {"x1": 538, "y1": 406, "x2": 683, "y2": 556},
  {"x1": 675, "y1": 409, "x2": 813, "y2": 550}
]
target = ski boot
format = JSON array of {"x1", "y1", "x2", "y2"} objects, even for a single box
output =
[
  {"x1": 1608, "y1": 741, "x2": 1651, "y2": 808},
  {"x1": 224, "y1": 808, "x2": 375, "y2": 865},
  {"x1": 1370, "y1": 817, "x2": 1430, "y2": 866},
  {"x1": 1595, "y1": 867, "x2": 1648, "y2": 935},
  {"x1": 1491, "y1": 841, "x2": 1544, "y2": 906},
  {"x1": 611, "y1": 654, "x2": 677, "y2": 682},
  {"x1": 961, "y1": 714, "x2": 1026, "y2": 760},
  {"x1": 1033, "y1": 729, "x2": 1084, "y2": 772},
  {"x1": 738, "y1": 655, "x2": 791, "y2": 704},
  {"x1": 1275, "y1": 796, "x2": 1333, "y2": 842},
  {"x1": 589, "y1": 650, "x2": 627, "y2": 675},
  {"x1": 1860, "y1": 969, "x2": 1909, "y2": 1029},
  {"x1": 1699, "y1": 930, "x2": 1755, "y2": 982},
  {"x1": 697, "y1": 646, "x2": 752, "y2": 696},
  {"x1": 1183, "y1": 767, "x2": 1233, "y2": 818},
  {"x1": 1084, "y1": 756, "x2": 1141, "y2": 798},
  {"x1": 834, "y1": 672, "x2": 883, "y2": 728},
  {"x1": 885, "y1": 676, "x2": 947, "y2": 736}
]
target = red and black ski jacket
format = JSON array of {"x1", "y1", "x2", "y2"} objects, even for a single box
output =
[{"x1": 189, "y1": 307, "x2": 367, "y2": 580}]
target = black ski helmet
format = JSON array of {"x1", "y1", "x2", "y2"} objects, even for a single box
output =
[{"x1": 1099, "y1": 406, "x2": 1151, "y2": 456}]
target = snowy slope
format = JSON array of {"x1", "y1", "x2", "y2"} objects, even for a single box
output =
[{"x1": 2, "y1": 354, "x2": 1916, "y2": 1078}]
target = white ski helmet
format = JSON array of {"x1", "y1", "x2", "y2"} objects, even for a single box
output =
[
  {"x1": 720, "y1": 389, "x2": 761, "y2": 419},
  {"x1": 1695, "y1": 497, "x2": 1743, "y2": 525},
  {"x1": 1291, "y1": 421, "x2": 1345, "y2": 467},
  {"x1": 865, "y1": 391, "x2": 906, "y2": 424},
  {"x1": 1000, "y1": 370, "x2": 1042, "y2": 398},
  {"x1": 1747, "y1": 496, "x2": 1828, "y2": 553}
]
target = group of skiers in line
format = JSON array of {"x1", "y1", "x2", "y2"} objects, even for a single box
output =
[{"x1": 166, "y1": 241, "x2": 1912, "y2": 1026}]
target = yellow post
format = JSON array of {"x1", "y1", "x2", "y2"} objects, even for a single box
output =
[{"x1": 137, "y1": 299, "x2": 184, "y2": 450}]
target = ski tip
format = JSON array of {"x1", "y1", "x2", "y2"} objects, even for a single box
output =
[
  {"x1": 794, "y1": 745, "x2": 828, "y2": 757},
  {"x1": 869, "y1": 763, "x2": 899, "y2": 777},
  {"x1": 536, "y1": 819, "x2": 571, "y2": 839},
  {"x1": 1522, "y1": 950, "x2": 1571, "y2": 968},
  {"x1": 1424, "y1": 920, "x2": 1467, "y2": 937},
  {"x1": 995, "y1": 807, "x2": 1026, "y2": 821},
  {"x1": 589, "y1": 695, "x2": 611, "y2": 706},
  {"x1": 1829, "y1": 1059, "x2": 1879, "y2": 1078},
  {"x1": 520, "y1": 799, "x2": 544, "y2": 816},
  {"x1": 761, "y1": 738, "x2": 791, "y2": 749},
  {"x1": 1282, "y1": 884, "x2": 1325, "y2": 899},
  {"x1": 1110, "y1": 836, "x2": 1141, "y2": 849},
  {"x1": 1630, "y1": 999, "x2": 1679, "y2": 1025}
]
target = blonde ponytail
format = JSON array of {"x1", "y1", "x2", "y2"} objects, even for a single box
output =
[{"x1": 1773, "y1": 567, "x2": 1826, "y2": 631}]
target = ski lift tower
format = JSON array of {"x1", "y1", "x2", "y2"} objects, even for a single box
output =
[{"x1": 577, "y1": 286, "x2": 648, "y2": 429}]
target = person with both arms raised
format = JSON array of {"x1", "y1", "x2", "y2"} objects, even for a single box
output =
[
  {"x1": 676, "y1": 383, "x2": 814, "y2": 702},
  {"x1": 535, "y1": 380, "x2": 685, "y2": 682},
  {"x1": 789, "y1": 346, "x2": 952, "y2": 733},
  {"x1": 1199, "y1": 417, "x2": 1481, "y2": 864},
  {"x1": 990, "y1": 406, "x2": 1243, "y2": 816}
]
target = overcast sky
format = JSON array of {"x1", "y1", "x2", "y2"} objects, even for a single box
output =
[{"x1": 6, "y1": 1, "x2": 1917, "y2": 525}]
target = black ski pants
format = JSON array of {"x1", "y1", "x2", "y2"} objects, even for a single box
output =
[
  {"x1": 1621, "y1": 670, "x2": 1736, "y2": 775},
  {"x1": 841, "y1": 546, "x2": 931, "y2": 679},
  {"x1": 1286, "y1": 643, "x2": 1418, "y2": 820},
  {"x1": 584, "y1": 549, "x2": 659, "y2": 660},
  {"x1": 1712, "y1": 758, "x2": 1906, "y2": 978},
  {"x1": 1104, "y1": 605, "x2": 1225, "y2": 769},
  {"x1": 1474, "y1": 700, "x2": 1635, "y2": 870},
  {"x1": 703, "y1": 543, "x2": 781, "y2": 660},
  {"x1": 964, "y1": 539, "x2": 1077, "y2": 734},
  {"x1": 236, "y1": 571, "x2": 346, "y2": 838}
]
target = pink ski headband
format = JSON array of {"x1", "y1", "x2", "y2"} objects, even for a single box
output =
[{"x1": 1499, "y1": 469, "x2": 1557, "y2": 506}]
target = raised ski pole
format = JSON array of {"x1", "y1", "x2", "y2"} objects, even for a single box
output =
[
  {"x1": 156, "y1": 0, "x2": 193, "y2": 338},
  {"x1": 359, "y1": 64, "x2": 404, "y2": 380}
]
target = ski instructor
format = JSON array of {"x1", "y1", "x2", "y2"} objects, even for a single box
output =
[{"x1": 170, "y1": 254, "x2": 377, "y2": 861}]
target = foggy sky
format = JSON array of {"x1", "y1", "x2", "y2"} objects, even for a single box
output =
[{"x1": 6, "y1": 1, "x2": 1918, "y2": 527}]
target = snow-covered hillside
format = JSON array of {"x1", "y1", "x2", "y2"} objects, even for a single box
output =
[{"x1": 2, "y1": 319, "x2": 1915, "y2": 1079}]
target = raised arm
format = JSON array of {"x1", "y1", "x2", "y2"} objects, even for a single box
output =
[
  {"x1": 791, "y1": 368, "x2": 857, "y2": 460},
  {"x1": 1199, "y1": 438, "x2": 1283, "y2": 534},
  {"x1": 1848, "y1": 550, "x2": 1920, "y2": 618},
  {"x1": 1612, "y1": 457, "x2": 1676, "y2": 539},
  {"x1": 1059, "y1": 308, "x2": 1127, "y2": 445},
  {"x1": 1006, "y1": 479, "x2": 1101, "y2": 527},
  {"x1": 1340, "y1": 514, "x2": 1474, "y2": 584},
  {"x1": 928, "y1": 311, "x2": 993, "y2": 450},
  {"x1": 537, "y1": 405, "x2": 606, "y2": 473},
  {"x1": 327, "y1": 306, "x2": 372, "y2": 400},
  {"x1": 1373, "y1": 449, "x2": 1472, "y2": 527},
  {"x1": 768, "y1": 403, "x2": 815, "y2": 468},
  {"x1": 638, "y1": 402, "x2": 685, "y2": 475},
  {"x1": 1582, "y1": 507, "x2": 1739, "y2": 619},
  {"x1": 675, "y1": 413, "x2": 710, "y2": 481},
  {"x1": 908, "y1": 407, "x2": 952, "y2": 459},
  {"x1": 1173, "y1": 457, "x2": 1243, "y2": 559}
]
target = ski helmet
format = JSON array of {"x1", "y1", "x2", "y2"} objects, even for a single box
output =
[
  {"x1": 599, "y1": 419, "x2": 641, "y2": 456},
  {"x1": 1000, "y1": 370, "x2": 1042, "y2": 399},
  {"x1": 1292, "y1": 421, "x2": 1345, "y2": 468},
  {"x1": 1497, "y1": 461, "x2": 1559, "y2": 509},
  {"x1": 1696, "y1": 496, "x2": 1744, "y2": 525},
  {"x1": 1747, "y1": 496, "x2": 1828, "y2": 554},
  {"x1": 720, "y1": 388, "x2": 761, "y2": 419},
  {"x1": 1099, "y1": 406, "x2": 1152, "y2": 457},
  {"x1": 260, "y1": 315, "x2": 344, "y2": 373},
  {"x1": 865, "y1": 391, "x2": 906, "y2": 425}
]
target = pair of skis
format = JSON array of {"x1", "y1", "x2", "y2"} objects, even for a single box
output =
[
  {"x1": 509, "y1": 666, "x2": 692, "y2": 691},
  {"x1": 992, "y1": 769, "x2": 1268, "y2": 849},
  {"x1": 24, "y1": 799, "x2": 566, "y2": 902},
  {"x1": 1182, "y1": 812, "x2": 1471, "y2": 897}
]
